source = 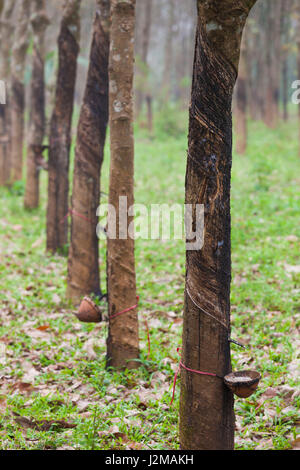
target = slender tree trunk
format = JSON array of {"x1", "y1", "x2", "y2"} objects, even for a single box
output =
[
  {"x1": 264, "y1": 4, "x2": 275, "y2": 128},
  {"x1": 134, "y1": 0, "x2": 152, "y2": 119},
  {"x1": 145, "y1": 94, "x2": 153, "y2": 134},
  {"x1": 272, "y1": 0, "x2": 283, "y2": 125},
  {"x1": 245, "y1": 12, "x2": 262, "y2": 122},
  {"x1": 281, "y1": 0, "x2": 291, "y2": 122},
  {"x1": 297, "y1": 2, "x2": 300, "y2": 157},
  {"x1": 106, "y1": 0, "x2": 139, "y2": 370},
  {"x1": 0, "y1": 0, "x2": 16, "y2": 186},
  {"x1": 235, "y1": 33, "x2": 247, "y2": 154},
  {"x1": 162, "y1": 0, "x2": 174, "y2": 102},
  {"x1": 179, "y1": 0, "x2": 257, "y2": 450},
  {"x1": 282, "y1": 55, "x2": 289, "y2": 122},
  {"x1": 264, "y1": 0, "x2": 282, "y2": 129},
  {"x1": 46, "y1": 0, "x2": 81, "y2": 253},
  {"x1": 67, "y1": 0, "x2": 110, "y2": 303},
  {"x1": 10, "y1": 0, "x2": 31, "y2": 183},
  {"x1": 255, "y1": 4, "x2": 268, "y2": 121},
  {"x1": 24, "y1": 1, "x2": 49, "y2": 209}
]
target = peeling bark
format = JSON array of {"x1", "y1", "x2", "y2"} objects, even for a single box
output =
[
  {"x1": 46, "y1": 0, "x2": 81, "y2": 253},
  {"x1": 10, "y1": 0, "x2": 31, "y2": 183},
  {"x1": 179, "y1": 0, "x2": 257, "y2": 450},
  {"x1": 106, "y1": 0, "x2": 139, "y2": 370},
  {"x1": 24, "y1": 0, "x2": 49, "y2": 209},
  {"x1": 67, "y1": 0, "x2": 110, "y2": 303}
]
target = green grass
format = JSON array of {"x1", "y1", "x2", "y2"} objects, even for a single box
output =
[{"x1": 0, "y1": 115, "x2": 299, "y2": 450}]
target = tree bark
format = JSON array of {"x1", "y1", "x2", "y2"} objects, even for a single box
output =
[
  {"x1": 67, "y1": 0, "x2": 110, "y2": 303},
  {"x1": 106, "y1": 0, "x2": 139, "y2": 370},
  {"x1": 0, "y1": 0, "x2": 16, "y2": 186},
  {"x1": 179, "y1": 0, "x2": 257, "y2": 450},
  {"x1": 46, "y1": 0, "x2": 81, "y2": 253},
  {"x1": 24, "y1": 0, "x2": 49, "y2": 209},
  {"x1": 10, "y1": 0, "x2": 31, "y2": 183}
]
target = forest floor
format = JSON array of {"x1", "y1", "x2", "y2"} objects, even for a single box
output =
[{"x1": 0, "y1": 116, "x2": 299, "y2": 450}]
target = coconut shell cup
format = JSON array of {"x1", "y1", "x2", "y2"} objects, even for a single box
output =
[
  {"x1": 224, "y1": 370, "x2": 261, "y2": 398},
  {"x1": 75, "y1": 297, "x2": 102, "y2": 323}
]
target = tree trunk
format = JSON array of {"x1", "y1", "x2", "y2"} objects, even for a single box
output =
[
  {"x1": 67, "y1": 0, "x2": 110, "y2": 303},
  {"x1": 235, "y1": 33, "x2": 247, "y2": 154},
  {"x1": 272, "y1": 0, "x2": 283, "y2": 125},
  {"x1": 106, "y1": 0, "x2": 139, "y2": 370},
  {"x1": 162, "y1": 0, "x2": 174, "y2": 103},
  {"x1": 297, "y1": 3, "x2": 300, "y2": 157},
  {"x1": 46, "y1": 0, "x2": 81, "y2": 253},
  {"x1": 145, "y1": 94, "x2": 153, "y2": 134},
  {"x1": 245, "y1": 11, "x2": 262, "y2": 122},
  {"x1": 134, "y1": 0, "x2": 152, "y2": 120},
  {"x1": 10, "y1": 0, "x2": 31, "y2": 183},
  {"x1": 264, "y1": 0, "x2": 282, "y2": 129},
  {"x1": 179, "y1": 0, "x2": 257, "y2": 450},
  {"x1": 281, "y1": 0, "x2": 292, "y2": 122},
  {"x1": 24, "y1": 1, "x2": 49, "y2": 209},
  {"x1": 282, "y1": 58, "x2": 288, "y2": 122},
  {"x1": 0, "y1": 0, "x2": 16, "y2": 186}
]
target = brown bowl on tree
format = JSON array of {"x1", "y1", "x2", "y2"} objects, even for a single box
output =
[
  {"x1": 75, "y1": 297, "x2": 102, "y2": 323},
  {"x1": 224, "y1": 370, "x2": 261, "y2": 398}
]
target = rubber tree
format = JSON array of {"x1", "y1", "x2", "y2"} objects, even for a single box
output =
[
  {"x1": 106, "y1": 0, "x2": 139, "y2": 370},
  {"x1": 46, "y1": 0, "x2": 81, "y2": 253},
  {"x1": 162, "y1": 0, "x2": 174, "y2": 103},
  {"x1": 10, "y1": 0, "x2": 31, "y2": 183},
  {"x1": 67, "y1": 0, "x2": 110, "y2": 303},
  {"x1": 264, "y1": 0, "x2": 282, "y2": 129},
  {"x1": 0, "y1": 0, "x2": 16, "y2": 186},
  {"x1": 281, "y1": 0, "x2": 292, "y2": 122},
  {"x1": 179, "y1": 0, "x2": 257, "y2": 450},
  {"x1": 134, "y1": 0, "x2": 153, "y2": 121},
  {"x1": 24, "y1": 0, "x2": 49, "y2": 209}
]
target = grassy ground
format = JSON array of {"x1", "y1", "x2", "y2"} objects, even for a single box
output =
[{"x1": 0, "y1": 115, "x2": 299, "y2": 450}]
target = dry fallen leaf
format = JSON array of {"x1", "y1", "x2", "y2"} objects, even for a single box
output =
[
  {"x1": 13, "y1": 413, "x2": 76, "y2": 431},
  {"x1": 291, "y1": 437, "x2": 300, "y2": 450},
  {"x1": 11, "y1": 382, "x2": 37, "y2": 394},
  {"x1": 0, "y1": 398, "x2": 7, "y2": 413},
  {"x1": 36, "y1": 325, "x2": 51, "y2": 331},
  {"x1": 31, "y1": 238, "x2": 43, "y2": 249}
]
